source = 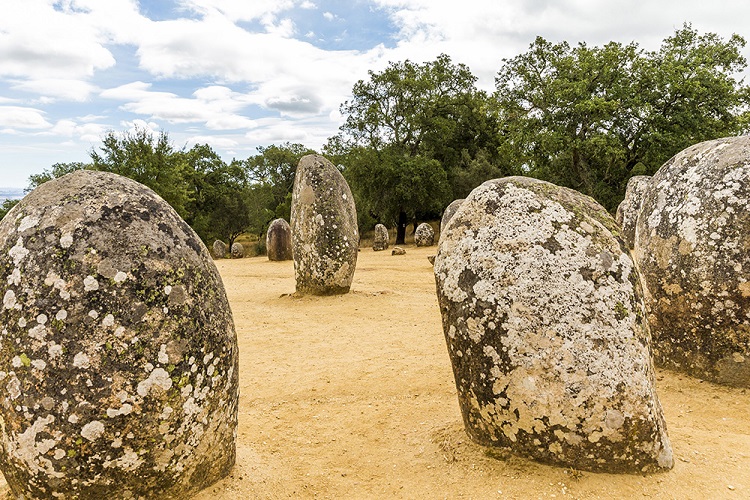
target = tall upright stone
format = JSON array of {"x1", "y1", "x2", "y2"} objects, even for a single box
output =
[
  {"x1": 372, "y1": 224, "x2": 389, "y2": 251},
  {"x1": 266, "y1": 218, "x2": 293, "y2": 261},
  {"x1": 615, "y1": 176, "x2": 651, "y2": 249},
  {"x1": 435, "y1": 176, "x2": 672, "y2": 473},
  {"x1": 0, "y1": 170, "x2": 239, "y2": 498},
  {"x1": 291, "y1": 154, "x2": 358, "y2": 295},
  {"x1": 414, "y1": 223, "x2": 435, "y2": 247},
  {"x1": 212, "y1": 240, "x2": 227, "y2": 259},
  {"x1": 440, "y1": 198, "x2": 465, "y2": 233},
  {"x1": 635, "y1": 136, "x2": 750, "y2": 387}
]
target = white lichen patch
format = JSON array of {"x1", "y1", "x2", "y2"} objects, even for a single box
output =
[
  {"x1": 3, "y1": 290, "x2": 16, "y2": 310},
  {"x1": 83, "y1": 275, "x2": 99, "y2": 292},
  {"x1": 81, "y1": 420, "x2": 105, "y2": 441},
  {"x1": 137, "y1": 367, "x2": 173, "y2": 397},
  {"x1": 73, "y1": 352, "x2": 91, "y2": 369}
]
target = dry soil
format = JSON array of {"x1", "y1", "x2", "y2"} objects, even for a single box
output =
[{"x1": 3, "y1": 245, "x2": 750, "y2": 499}]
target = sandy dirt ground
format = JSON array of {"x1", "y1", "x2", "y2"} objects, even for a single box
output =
[{"x1": 3, "y1": 245, "x2": 750, "y2": 498}]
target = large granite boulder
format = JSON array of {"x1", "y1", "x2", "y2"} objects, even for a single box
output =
[
  {"x1": 414, "y1": 223, "x2": 435, "y2": 247},
  {"x1": 435, "y1": 176, "x2": 672, "y2": 473},
  {"x1": 616, "y1": 176, "x2": 652, "y2": 249},
  {"x1": 266, "y1": 219, "x2": 293, "y2": 261},
  {"x1": 291, "y1": 154, "x2": 358, "y2": 295},
  {"x1": 372, "y1": 224, "x2": 389, "y2": 251},
  {"x1": 635, "y1": 136, "x2": 750, "y2": 387},
  {"x1": 212, "y1": 240, "x2": 227, "y2": 259},
  {"x1": 0, "y1": 170, "x2": 239, "y2": 498},
  {"x1": 440, "y1": 198, "x2": 465, "y2": 234}
]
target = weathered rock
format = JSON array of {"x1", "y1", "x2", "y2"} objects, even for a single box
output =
[
  {"x1": 441, "y1": 198, "x2": 465, "y2": 234},
  {"x1": 0, "y1": 170, "x2": 239, "y2": 498},
  {"x1": 616, "y1": 176, "x2": 652, "y2": 249},
  {"x1": 372, "y1": 224, "x2": 389, "y2": 251},
  {"x1": 414, "y1": 223, "x2": 435, "y2": 247},
  {"x1": 391, "y1": 247, "x2": 406, "y2": 256},
  {"x1": 266, "y1": 219, "x2": 292, "y2": 261},
  {"x1": 291, "y1": 154, "x2": 358, "y2": 295},
  {"x1": 212, "y1": 240, "x2": 227, "y2": 259},
  {"x1": 427, "y1": 255, "x2": 436, "y2": 265},
  {"x1": 435, "y1": 176, "x2": 672, "y2": 473},
  {"x1": 634, "y1": 136, "x2": 750, "y2": 387},
  {"x1": 230, "y1": 242, "x2": 244, "y2": 258}
]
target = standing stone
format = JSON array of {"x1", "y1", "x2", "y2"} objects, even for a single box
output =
[
  {"x1": 635, "y1": 136, "x2": 750, "y2": 387},
  {"x1": 291, "y1": 154, "x2": 358, "y2": 295},
  {"x1": 0, "y1": 170, "x2": 239, "y2": 498},
  {"x1": 435, "y1": 176, "x2": 672, "y2": 473},
  {"x1": 372, "y1": 224, "x2": 389, "y2": 251},
  {"x1": 441, "y1": 198, "x2": 465, "y2": 233},
  {"x1": 266, "y1": 219, "x2": 293, "y2": 261},
  {"x1": 615, "y1": 176, "x2": 651, "y2": 249},
  {"x1": 212, "y1": 240, "x2": 227, "y2": 259},
  {"x1": 414, "y1": 223, "x2": 435, "y2": 247},
  {"x1": 230, "y1": 242, "x2": 244, "y2": 258}
]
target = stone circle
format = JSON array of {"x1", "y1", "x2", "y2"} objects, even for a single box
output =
[
  {"x1": 291, "y1": 154, "x2": 358, "y2": 295},
  {"x1": 0, "y1": 170, "x2": 239, "y2": 498},
  {"x1": 435, "y1": 176, "x2": 672, "y2": 473}
]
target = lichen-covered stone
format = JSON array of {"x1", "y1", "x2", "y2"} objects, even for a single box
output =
[
  {"x1": 0, "y1": 170, "x2": 239, "y2": 499},
  {"x1": 616, "y1": 176, "x2": 651, "y2": 249},
  {"x1": 391, "y1": 247, "x2": 406, "y2": 256},
  {"x1": 414, "y1": 223, "x2": 435, "y2": 247},
  {"x1": 372, "y1": 224, "x2": 389, "y2": 252},
  {"x1": 441, "y1": 198, "x2": 465, "y2": 234},
  {"x1": 266, "y1": 219, "x2": 293, "y2": 261},
  {"x1": 634, "y1": 136, "x2": 750, "y2": 387},
  {"x1": 230, "y1": 242, "x2": 244, "y2": 259},
  {"x1": 291, "y1": 154, "x2": 358, "y2": 295},
  {"x1": 435, "y1": 176, "x2": 672, "y2": 474},
  {"x1": 212, "y1": 240, "x2": 227, "y2": 259}
]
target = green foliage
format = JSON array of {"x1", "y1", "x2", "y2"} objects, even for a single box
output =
[
  {"x1": 26, "y1": 162, "x2": 90, "y2": 192},
  {"x1": 495, "y1": 24, "x2": 749, "y2": 211},
  {"x1": 328, "y1": 54, "x2": 506, "y2": 229},
  {"x1": 90, "y1": 126, "x2": 191, "y2": 218},
  {"x1": 0, "y1": 199, "x2": 20, "y2": 222}
]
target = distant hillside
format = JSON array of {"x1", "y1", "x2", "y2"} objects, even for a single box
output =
[{"x1": 0, "y1": 188, "x2": 24, "y2": 202}]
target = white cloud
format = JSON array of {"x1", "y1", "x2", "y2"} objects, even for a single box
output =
[
  {"x1": 177, "y1": 0, "x2": 295, "y2": 22},
  {"x1": 300, "y1": 1, "x2": 316, "y2": 9},
  {"x1": 0, "y1": 106, "x2": 52, "y2": 129},
  {"x1": 11, "y1": 79, "x2": 98, "y2": 102},
  {"x1": 323, "y1": 12, "x2": 337, "y2": 21}
]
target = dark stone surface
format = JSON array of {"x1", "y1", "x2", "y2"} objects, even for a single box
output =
[
  {"x1": 266, "y1": 219, "x2": 293, "y2": 261},
  {"x1": 291, "y1": 155, "x2": 358, "y2": 295},
  {"x1": 212, "y1": 240, "x2": 227, "y2": 259},
  {"x1": 0, "y1": 170, "x2": 239, "y2": 498},
  {"x1": 440, "y1": 199, "x2": 465, "y2": 235},
  {"x1": 435, "y1": 176, "x2": 672, "y2": 473}
]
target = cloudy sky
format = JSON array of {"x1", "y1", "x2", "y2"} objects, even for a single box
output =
[{"x1": 1, "y1": 0, "x2": 750, "y2": 189}]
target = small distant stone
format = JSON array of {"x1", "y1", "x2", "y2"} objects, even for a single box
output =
[
  {"x1": 212, "y1": 240, "x2": 227, "y2": 259},
  {"x1": 635, "y1": 136, "x2": 750, "y2": 387},
  {"x1": 435, "y1": 176, "x2": 672, "y2": 474},
  {"x1": 230, "y1": 242, "x2": 244, "y2": 258},
  {"x1": 0, "y1": 170, "x2": 239, "y2": 498},
  {"x1": 266, "y1": 219, "x2": 293, "y2": 261},
  {"x1": 615, "y1": 176, "x2": 651, "y2": 249},
  {"x1": 373, "y1": 224, "x2": 389, "y2": 251},
  {"x1": 415, "y1": 223, "x2": 435, "y2": 247},
  {"x1": 392, "y1": 247, "x2": 406, "y2": 256},
  {"x1": 291, "y1": 154, "x2": 358, "y2": 295},
  {"x1": 427, "y1": 255, "x2": 436, "y2": 265}
]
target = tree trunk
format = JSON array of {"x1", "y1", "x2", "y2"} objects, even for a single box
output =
[{"x1": 396, "y1": 210, "x2": 407, "y2": 245}]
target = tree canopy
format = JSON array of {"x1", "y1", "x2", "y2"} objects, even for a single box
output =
[{"x1": 494, "y1": 24, "x2": 750, "y2": 211}]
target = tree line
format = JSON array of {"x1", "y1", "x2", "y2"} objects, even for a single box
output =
[{"x1": 2, "y1": 24, "x2": 749, "y2": 248}]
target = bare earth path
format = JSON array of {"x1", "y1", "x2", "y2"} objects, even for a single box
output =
[{"x1": 2, "y1": 246, "x2": 750, "y2": 498}]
